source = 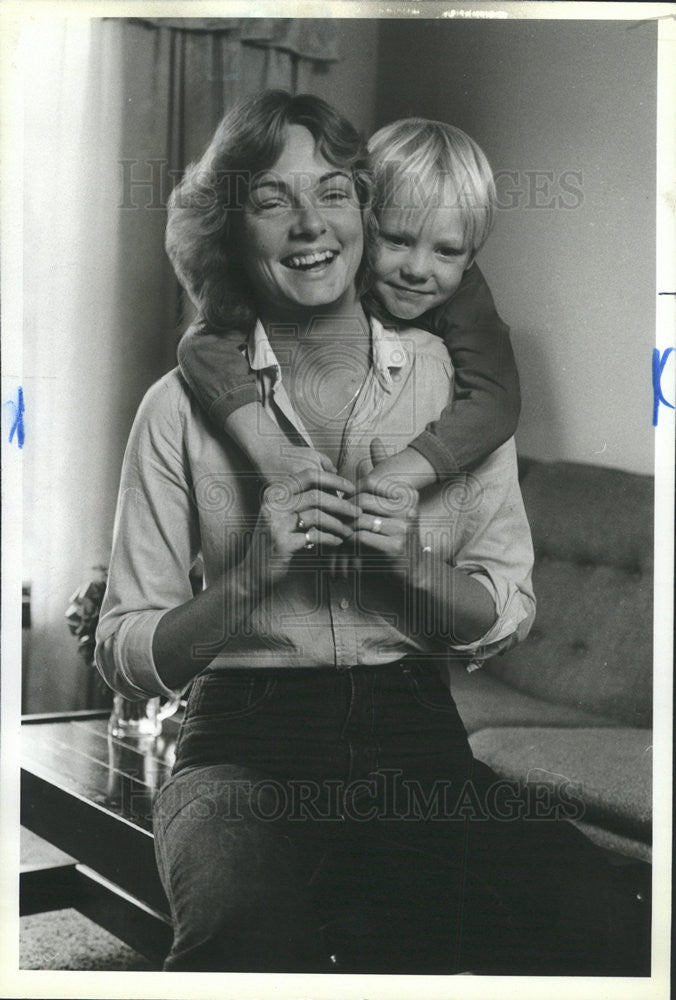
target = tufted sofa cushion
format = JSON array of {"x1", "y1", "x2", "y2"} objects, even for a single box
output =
[
  {"x1": 486, "y1": 461, "x2": 653, "y2": 727},
  {"x1": 469, "y1": 727, "x2": 653, "y2": 844}
]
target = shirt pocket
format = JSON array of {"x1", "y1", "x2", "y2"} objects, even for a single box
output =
[{"x1": 400, "y1": 662, "x2": 458, "y2": 714}]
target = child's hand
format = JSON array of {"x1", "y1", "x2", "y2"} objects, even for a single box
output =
[
  {"x1": 352, "y1": 444, "x2": 437, "y2": 497},
  {"x1": 349, "y1": 438, "x2": 422, "y2": 582},
  {"x1": 330, "y1": 439, "x2": 424, "y2": 581},
  {"x1": 224, "y1": 404, "x2": 337, "y2": 481},
  {"x1": 253, "y1": 439, "x2": 337, "y2": 483}
]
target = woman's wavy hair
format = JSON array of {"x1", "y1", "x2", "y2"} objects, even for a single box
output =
[{"x1": 166, "y1": 90, "x2": 373, "y2": 331}]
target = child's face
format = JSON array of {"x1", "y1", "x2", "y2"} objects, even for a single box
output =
[{"x1": 371, "y1": 205, "x2": 473, "y2": 321}]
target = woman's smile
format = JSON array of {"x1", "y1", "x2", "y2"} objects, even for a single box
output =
[{"x1": 282, "y1": 248, "x2": 339, "y2": 271}]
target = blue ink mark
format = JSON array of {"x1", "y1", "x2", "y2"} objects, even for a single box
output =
[
  {"x1": 7, "y1": 386, "x2": 25, "y2": 448},
  {"x1": 652, "y1": 348, "x2": 675, "y2": 426}
]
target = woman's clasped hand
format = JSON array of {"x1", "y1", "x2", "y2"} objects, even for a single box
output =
[
  {"x1": 350, "y1": 437, "x2": 422, "y2": 581},
  {"x1": 244, "y1": 438, "x2": 422, "y2": 589},
  {"x1": 244, "y1": 467, "x2": 359, "y2": 588}
]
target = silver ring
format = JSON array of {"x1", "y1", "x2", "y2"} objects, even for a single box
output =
[
  {"x1": 296, "y1": 514, "x2": 307, "y2": 533},
  {"x1": 303, "y1": 531, "x2": 315, "y2": 551},
  {"x1": 372, "y1": 517, "x2": 383, "y2": 534}
]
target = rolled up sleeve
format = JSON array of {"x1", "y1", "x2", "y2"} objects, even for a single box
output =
[
  {"x1": 441, "y1": 437, "x2": 536, "y2": 667},
  {"x1": 95, "y1": 376, "x2": 198, "y2": 699}
]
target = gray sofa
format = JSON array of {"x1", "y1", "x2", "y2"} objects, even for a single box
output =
[{"x1": 449, "y1": 458, "x2": 653, "y2": 862}]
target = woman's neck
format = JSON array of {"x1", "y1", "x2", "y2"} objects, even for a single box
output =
[
  {"x1": 257, "y1": 294, "x2": 372, "y2": 465},
  {"x1": 258, "y1": 292, "x2": 369, "y2": 349}
]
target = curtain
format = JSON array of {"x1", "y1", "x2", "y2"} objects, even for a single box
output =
[
  {"x1": 21, "y1": 18, "x2": 337, "y2": 711},
  {"x1": 116, "y1": 18, "x2": 337, "y2": 165}
]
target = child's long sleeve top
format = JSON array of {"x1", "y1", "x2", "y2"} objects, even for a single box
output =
[{"x1": 177, "y1": 263, "x2": 520, "y2": 477}]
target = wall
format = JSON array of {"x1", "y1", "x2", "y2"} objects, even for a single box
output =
[
  {"x1": 376, "y1": 19, "x2": 657, "y2": 474},
  {"x1": 310, "y1": 18, "x2": 379, "y2": 137}
]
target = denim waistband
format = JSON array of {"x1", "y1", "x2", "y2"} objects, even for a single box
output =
[
  {"x1": 197, "y1": 657, "x2": 427, "y2": 677},
  {"x1": 172, "y1": 657, "x2": 469, "y2": 785}
]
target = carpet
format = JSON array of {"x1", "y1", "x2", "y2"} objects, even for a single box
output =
[{"x1": 20, "y1": 910, "x2": 157, "y2": 971}]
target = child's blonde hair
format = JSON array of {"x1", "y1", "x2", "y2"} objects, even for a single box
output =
[{"x1": 367, "y1": 118, "x2": 496, "y2": 257}]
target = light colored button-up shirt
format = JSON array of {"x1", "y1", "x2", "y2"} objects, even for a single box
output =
[{"x1": 95, "y1": 317, "x2": 535, "y2": 699}]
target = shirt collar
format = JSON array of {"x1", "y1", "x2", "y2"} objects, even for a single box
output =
[
  {"x1": 369, "y1": 316, "x2": 409, "y2": 392},
  {"x1": 247, "y1": 320, "x2": 282, "y2": 389}
]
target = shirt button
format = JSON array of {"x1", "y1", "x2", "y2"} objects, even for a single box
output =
[{"x1": 339, "y1": 598, "x2": 350, "y2": 610}]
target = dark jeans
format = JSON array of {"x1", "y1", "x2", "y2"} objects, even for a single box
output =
[{"x1": 153, "y1": 661, "x2": 650, "y2": 974}]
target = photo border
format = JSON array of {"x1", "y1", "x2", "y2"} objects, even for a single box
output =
[{"x1": 1, "y1": 3, "x2": 673, "y2": 998}]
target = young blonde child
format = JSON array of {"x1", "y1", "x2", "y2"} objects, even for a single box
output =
[{"x1": 176, "y1": 114, "x2": 520, "y2": 490}]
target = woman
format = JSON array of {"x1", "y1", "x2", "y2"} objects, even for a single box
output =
[{"x1": 96, "y1": 91, "x2": 647, "y2": 975}]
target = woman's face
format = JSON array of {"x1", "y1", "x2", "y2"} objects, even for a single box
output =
[{"x1": 240, "y1": 125, "x2": 364, "y2": 314}]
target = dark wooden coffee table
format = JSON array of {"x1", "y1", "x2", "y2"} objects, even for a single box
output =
[{"x1": 20, "y1": 710, "x2": 182, "y2": 963}]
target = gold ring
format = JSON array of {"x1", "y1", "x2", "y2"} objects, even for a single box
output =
[
  {"x1": 296, "y1": 514, "x2": 307, "y2": 533},
  {"x1": 372, "y1": 517, "x2": 383, "y2": 533},
  {"x1": 303, "y1": 531, "x2": 315, "y2": 551}
]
